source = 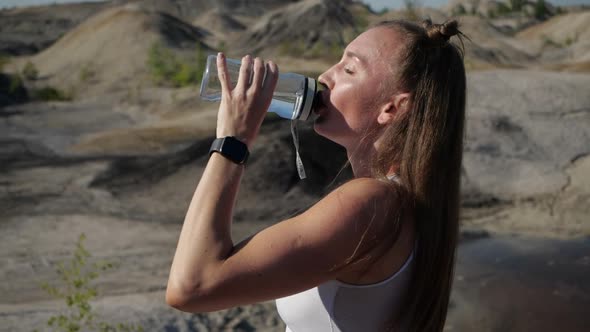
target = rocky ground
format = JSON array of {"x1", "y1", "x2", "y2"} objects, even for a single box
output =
[
  {"x1": 1, "y1": 69, "x2": 588, "y2": 332},
  {"x1": 1, "y1": 1, "x2": 589, "y2": 331}
]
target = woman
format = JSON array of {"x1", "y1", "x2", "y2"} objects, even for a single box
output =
[{"x1": 166, "y1": 18, "x2": 467, "y2": 332}]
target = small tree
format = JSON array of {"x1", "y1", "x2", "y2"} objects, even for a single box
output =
[
  {"x1": 496, "y1": 2, "x2": 512, "y2": 15},
  {"x1": 452, "y1": 4, "x2": 467, "y2": 16},
  {"x1": 9, "y1": 73, "x2": 23, "y2": 93},
  {"x1": 534, "y1": 0, "x2": 548, "y2": 20},
  {"x1": 403, "y1": 0, "x2": 421, "y2": 21},
  {"x1": 22, "y1": 61, "x2": 39, "y2": 80},
  {"x1": 35, "y1": 233, "x2": 143, "y2": 332},
  {"x1": 79, "y1": 62, "x2": 96, "y2": 83},
  {"x1": 510, "y1": 0, "x2": 524, "y2": 12},
  {"x1": 0, "y1": 54, "x2": 9, "y2": 72},
  {"x1": 148, "y1": 42, "x2": 206, "y2": 87},
  {"x1": 469, "y1": 0, "x2": 481, "y2": 15}
]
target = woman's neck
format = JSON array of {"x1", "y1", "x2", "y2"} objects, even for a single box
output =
[
  {"x1": 346, "y1": 138, "x2": 398, "y2": 179},
  {"x1": 346, "y1": 138, "x2": 377, "y2": 178}
]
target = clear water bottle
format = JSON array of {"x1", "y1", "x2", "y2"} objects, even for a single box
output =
[{"x1": 200, "y1": 55, "x2": 320, "y2": 121}]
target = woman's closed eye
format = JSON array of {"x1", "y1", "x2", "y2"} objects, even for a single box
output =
[{"x1": 344, "y1": 67, "x2": 354, "y2": 75}]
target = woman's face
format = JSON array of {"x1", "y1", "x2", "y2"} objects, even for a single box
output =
[{"x1": 314, "y1": 27, "x2": 403, "y2": 149}]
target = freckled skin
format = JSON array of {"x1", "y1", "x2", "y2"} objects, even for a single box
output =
[{"x1": 314, "y1": 27, "x2": 403, "y2": 151}]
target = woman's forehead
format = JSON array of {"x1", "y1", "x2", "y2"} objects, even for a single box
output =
[{"x1": 347, "y1": 27, "x2": 403, "y2": 64}]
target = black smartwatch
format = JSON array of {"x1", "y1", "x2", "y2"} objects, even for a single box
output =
[{"x1": 209, "y1": 136, "x2": 249, "y2": 165}]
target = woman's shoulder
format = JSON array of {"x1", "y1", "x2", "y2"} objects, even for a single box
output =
[
  {"x1": 331, "y1": 176, "x2": 400, "y2": 205},
  {"x1": 310, "y1": 177, "x2": 402, "y2": 238}
]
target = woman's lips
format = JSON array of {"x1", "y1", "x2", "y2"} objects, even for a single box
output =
[{"x1": 313, "y1": 91, "x2": 329, "y2": 116}]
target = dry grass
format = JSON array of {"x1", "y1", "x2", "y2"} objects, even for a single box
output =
[
  {"x1": 70, "y1": 125, "x2": 212, "y2": 155},
  {"x1": 541, "y1": 61, "x2": 590, "y2": 72},
  {"x1": 464, "y1": 57, "x2": 524, "y2": 71}
]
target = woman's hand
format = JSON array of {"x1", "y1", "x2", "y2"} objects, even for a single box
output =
[{"x1": 215, "y1": 53, "x2": 279, "y2": 149}]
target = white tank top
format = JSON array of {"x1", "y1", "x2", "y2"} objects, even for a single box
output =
[{"x1": 275, "y1": 248, "x2": 414, "y2": 332}]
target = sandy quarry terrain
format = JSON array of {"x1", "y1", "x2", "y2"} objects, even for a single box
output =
[{"x1": 1, "y1": 0, "x2": 589, "y2": 331}]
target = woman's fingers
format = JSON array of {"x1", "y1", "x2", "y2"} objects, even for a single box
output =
[
  {"x1": 236, "y1": 54, "x2": 253, "y2": 92},
  {"x1": 261, "y1": 61, "x2": 279, "y2": 100},
  {"x1": 251, "y1": 57, "x2": 265, "y2": 90},
  {"x1": 216, "y1": 53, "x2": 232, "y2": 93}
]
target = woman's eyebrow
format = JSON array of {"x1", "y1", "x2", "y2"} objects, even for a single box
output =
[{"x1": 345, "y1": 50, "x2": 367, "y2": 65}]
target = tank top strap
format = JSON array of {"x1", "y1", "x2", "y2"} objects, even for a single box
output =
[{"x1": 386, "y1": 173, "x2": 400, "y2": 183}]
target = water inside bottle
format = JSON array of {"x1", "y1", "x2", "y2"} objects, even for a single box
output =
[
  {"x1": 200, "y1": 55, "x2": 307, "y2": 120},
  {"x1": 268, "y1": 92, "x2": 302, "y2": 119}
]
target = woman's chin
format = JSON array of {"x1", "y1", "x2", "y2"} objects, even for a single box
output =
[
  {"x1": 313, "y1": 118, "x2": 338, "y2": 144},
  {"x1": 313, "y1": 115, "x2": 326, "y2": 134}
]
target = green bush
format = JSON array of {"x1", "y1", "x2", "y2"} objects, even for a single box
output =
[
  {"x1": 278, "y1": 39, "x2": 307, "y2": 57},
  {"x1": 353, "y1": 10, "x2": 370, "y2": 30},
  {"x1": 534, "y1": 0, "x2": 549, "y2": 20},
  {"x1": 31, "y1": 87, "x2": 72, "y2": 101},
  {"x1": 496, "y1": 2, "x2": 512, "y2": 15},
  {"x1": 469, "y1": 0, "x2": 480, "y2": 15},
  {"x1": 216, "y1": 41, "x2": 227, "y2": 53},
  {"x1": 148, "y1": 42, "x2": 206, "y2": 87},
  {"x1": 403, "y1": 0, "x2": 420, "y2": 21},
  {"x1": 541, "y1": 34, "x2": 563, "y2": 48},
  {"x1": 376, "y1": 8, "x2": 389, "y2": 15},
  {"x1": 9, "y1": 73, "x2": 23, "y2": 93},
  {"x1": 22, "y1": 61, "x2": 39, "y2": 80},
  {"x1": 487, "y1": 8, "x2": 497, "y2": 18},
  {"x1": 0, "y1": 54, "x2": 10, "y2": 72},
  {"x1": 555, "y1": 6, "x2": 565, "y2": 15},
  {"x1": 278, "y1": 38, "x2": 345, "y2": 62},
  {"x1": 453, "y1": 4, "x2": 467, "y2": 16},
  {"x1": 510, "y1": 0, "x2": 524, "y2": 11},
  {"x1": 35, "y1": 233, "x2": 143, "y2": 332},
  {"x1": 564, "y1": 33, "x2": 579, "y2": 46},
  {"x1": 79, "y1": 63, "x2": 96, "y2": 83},
  {"x1": 308, "y1": 41, "x2": 345, "y2": 62}
]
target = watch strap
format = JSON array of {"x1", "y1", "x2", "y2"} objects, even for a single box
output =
[{"x1": 209, "y1": 136, "x2": 249, "y2": 164}]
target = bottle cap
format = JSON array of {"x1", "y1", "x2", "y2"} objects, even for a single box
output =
[{"x1": 296, "y1": 77, "x2": 317, "y2": 121}]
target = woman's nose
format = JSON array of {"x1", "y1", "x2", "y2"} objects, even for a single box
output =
[{"x1": 318, "y1": 70, "x2": 332, "y2": 90}]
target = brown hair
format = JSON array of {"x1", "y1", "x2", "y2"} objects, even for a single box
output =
[{"x1": 371, "y1": 19, "x2": 467, "y2": 331}]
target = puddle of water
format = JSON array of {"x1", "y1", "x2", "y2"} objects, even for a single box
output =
[{"x1": 447, "y1": 236, "x2": 590, "y2": 331}]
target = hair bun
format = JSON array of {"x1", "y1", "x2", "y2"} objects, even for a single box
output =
[{"x1": 422, "y1": 19, "x2": 460, "y2": 43}]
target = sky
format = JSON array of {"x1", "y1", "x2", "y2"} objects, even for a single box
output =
[{"x1": 0, "y1": 0, "x2": 589, "y2": 11}]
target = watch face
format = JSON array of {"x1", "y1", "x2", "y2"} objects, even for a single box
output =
[{"x1": 222, "y1": 137, "x2": 248, "y2": 163}]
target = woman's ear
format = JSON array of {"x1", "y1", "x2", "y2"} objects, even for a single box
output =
[{"x1": 377, "y1": 92, "x2": 411, "y2": 125}]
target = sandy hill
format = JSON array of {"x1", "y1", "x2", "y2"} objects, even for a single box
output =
[
  {"x1": 517, "y1": 11, "x2": 590, "y2": 42},
  {"x1": 0, "y1": 0, "x2": 291, "y2": 57},
  {"x1": 457, "y1": 15, "x2": 536, "y2": 68},
  {"x1": 16, "y1": 4, "x2": 212, "y2": 98},
  {"x1": 122, "y1": 0, "x2": 212, "y2": 21},
  {"x1": 236, "y1": 0, "x2": 365, "y2": 59},
  {"x1": 371, "y1": 10, "x2": 535, "y2": 69},
  {"x1": 4, "y1": 0, "x2": 588, "y2": 76},
  {"x1": 446, "y1": 0, "x2": 557, "y2": 18},
  {"x1": 373, "y1": 6, "x2": 450, "y2": 24},
  {"x1": 215, "y1": 0, "x2": 300, "y2": 16},
  {"x1": 127, "y1": 0, "x2": 294, "y2": 21},
  {"x1": 0, "y1": 1, "x2": 112, "y2": 55},
  {"x1": 516, "y1": 11, "x2": 590, "y2": 66},
  {"x1": 193, "y1": 8, "x2": 246, "y2": 39}
]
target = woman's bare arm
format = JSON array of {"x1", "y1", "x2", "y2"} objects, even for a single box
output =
[{"x1": 166, "y1": 153, "x2": 395, "y2": 312}]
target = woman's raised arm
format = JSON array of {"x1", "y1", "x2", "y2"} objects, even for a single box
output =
[
  {"x1": 166, "y1": 53, "x2": 397, "y2": 312},
  {"x1": 165, "y1": 152, "x2": 395, "y2": 312}
]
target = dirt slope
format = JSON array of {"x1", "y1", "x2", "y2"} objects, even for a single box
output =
[
  {"x1": 12, "y1": 4, "x2": 211, "y2": 98},
  {"x1": 516, "y1": 11, "x2": 590, "y2": 65},
  {"x1": 236, "y1": 0, "x2": 363, "y2": 58},
  {"x1": 0, "y1": 1, "x2": 112, "y2": 55}
]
